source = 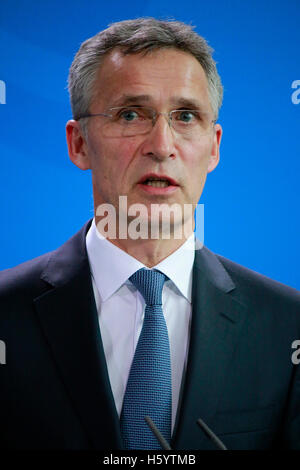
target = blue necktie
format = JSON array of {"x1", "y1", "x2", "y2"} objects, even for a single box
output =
[{"x1": 120, "y1": 268, "x2": 172, "y2": 449}]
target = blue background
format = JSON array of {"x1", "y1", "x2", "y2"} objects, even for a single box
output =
[{"x1": 0, "y1": 0, "x2": 299, "y2": 289}]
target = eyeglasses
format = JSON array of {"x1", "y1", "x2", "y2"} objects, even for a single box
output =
[{"x1": 76, "y1": 106, "x2": 216, "y2": 137}]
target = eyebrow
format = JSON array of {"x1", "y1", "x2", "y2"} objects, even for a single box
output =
[
  {"x1": 170, "y1": 96, "x2": 206, "y2": 110},
  {"x1": 112, "y1": 94, "x2": 151, "y2": 106},
  {"x1": 111, "y1": 94, "x2": 208, "y2": 111}
]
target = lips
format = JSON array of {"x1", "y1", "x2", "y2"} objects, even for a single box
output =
[
  {"x1": 137, "y1": 173, "x2": 180, "y2": 195},
  {"x1": 138, "y1": 173, "x2": 179, "y2": 187}
]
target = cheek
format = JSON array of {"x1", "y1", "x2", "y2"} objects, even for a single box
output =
[
  {"x1": 99, "y1": 138, "x2": 139, "y2": 170},
  {"x1": 105, "y1": 139, "x2": 143, "y2": 187},
  {"x1": 116, "y1": 137, "x2": 141, "y2": 161},
  {"x1": 183, "y1": 140, "x2": 211, "y2": 171},
  {"x1": 182, "y1": 142, "x2": 212, "y2": 196}
]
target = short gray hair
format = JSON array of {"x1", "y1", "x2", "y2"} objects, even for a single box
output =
[{"x1": 68, "y1": 18, "x2": 223, "y2": 127}]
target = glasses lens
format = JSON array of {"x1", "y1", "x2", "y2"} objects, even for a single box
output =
[
  {"x1": 171, "y1": 110, "x2": 214, "y2": 135},
  {"x1": 102, "y1": 107, "x2": 153, "y2": 137}
]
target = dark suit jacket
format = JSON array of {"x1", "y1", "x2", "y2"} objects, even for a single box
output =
[{"x1": 1, "y1": 220, "x2": 300, "y2": 450}]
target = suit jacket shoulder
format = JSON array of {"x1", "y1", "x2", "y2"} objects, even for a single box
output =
[
  {"x1": 0, "y1": 221, "x2": 91, "y2": 307},
  {"x1": 195, "y1": 245, "x2": 300, "y2": 315}
]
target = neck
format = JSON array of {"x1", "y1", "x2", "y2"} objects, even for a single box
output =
[{"x1": 94, "y1": 213, "x2": 194, "y2": 267}]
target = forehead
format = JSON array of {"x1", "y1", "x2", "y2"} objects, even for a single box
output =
[{"x1": 90, "y1": 48, "x2": 212, "y2": 111}]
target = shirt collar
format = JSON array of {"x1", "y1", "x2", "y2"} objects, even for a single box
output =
[{"x1": 86, "y1": 218, "x2": 195, "y2": 303}]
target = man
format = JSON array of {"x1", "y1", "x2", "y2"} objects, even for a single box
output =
[{"x1": 0, "y1": 18, "x2": 299, "y2": 450}]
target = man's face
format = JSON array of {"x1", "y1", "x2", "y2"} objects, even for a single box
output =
[{"x1": 67, "y1": 48, "x2": 222, "y2": 234}]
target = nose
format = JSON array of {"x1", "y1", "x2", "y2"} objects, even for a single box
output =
[{"x1": 140, "y1": 114, "x2": 176, "y2": 160}]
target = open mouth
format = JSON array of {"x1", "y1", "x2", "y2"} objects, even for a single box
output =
[
  {"x1": 138, "y1": 174, "x2": 179, "y2": 188},
  {"x1": 143, "y1": 178, "x2": 171, "y2": 188}
]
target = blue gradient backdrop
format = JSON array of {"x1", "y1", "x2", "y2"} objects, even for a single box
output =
[{"x1": 0, "y1": 0, "x2": 299, "y2": 289}]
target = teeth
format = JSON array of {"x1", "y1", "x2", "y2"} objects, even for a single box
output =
[{"x1": 146, "y1": 180, "x2": 169, "y2": 188}]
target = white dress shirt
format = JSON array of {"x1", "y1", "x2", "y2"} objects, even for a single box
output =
[{"x1": 86, "y1": 219, "x2": 195, "y2": 433}]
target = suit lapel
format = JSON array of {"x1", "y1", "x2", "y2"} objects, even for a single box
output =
[
  {"x1": 34, "y1": 221, "x2": 123, "y2": 450},
  {"x1": 172, "y1": 246, "x2": 248, "y2": 449}
]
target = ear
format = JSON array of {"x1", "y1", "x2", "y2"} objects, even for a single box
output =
[
  {"x1": 207, "y1": 123, "x2": 222, "y2": 173},
  {"x1": 66, "y1": 120, "x2": 91, "y2": 170}
]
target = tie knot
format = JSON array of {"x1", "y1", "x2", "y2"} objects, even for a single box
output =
[{"x1": 129, "y1": 268, "x2": 167, "y2": 306}]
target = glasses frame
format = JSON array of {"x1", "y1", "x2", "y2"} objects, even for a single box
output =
[{"x1": 76, "y1": 106, "x2": 217, "y2": 136}]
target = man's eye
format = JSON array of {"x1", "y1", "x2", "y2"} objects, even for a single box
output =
[{"x1": 119, "y1": 109, "x2": 139, "y2": 121}]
